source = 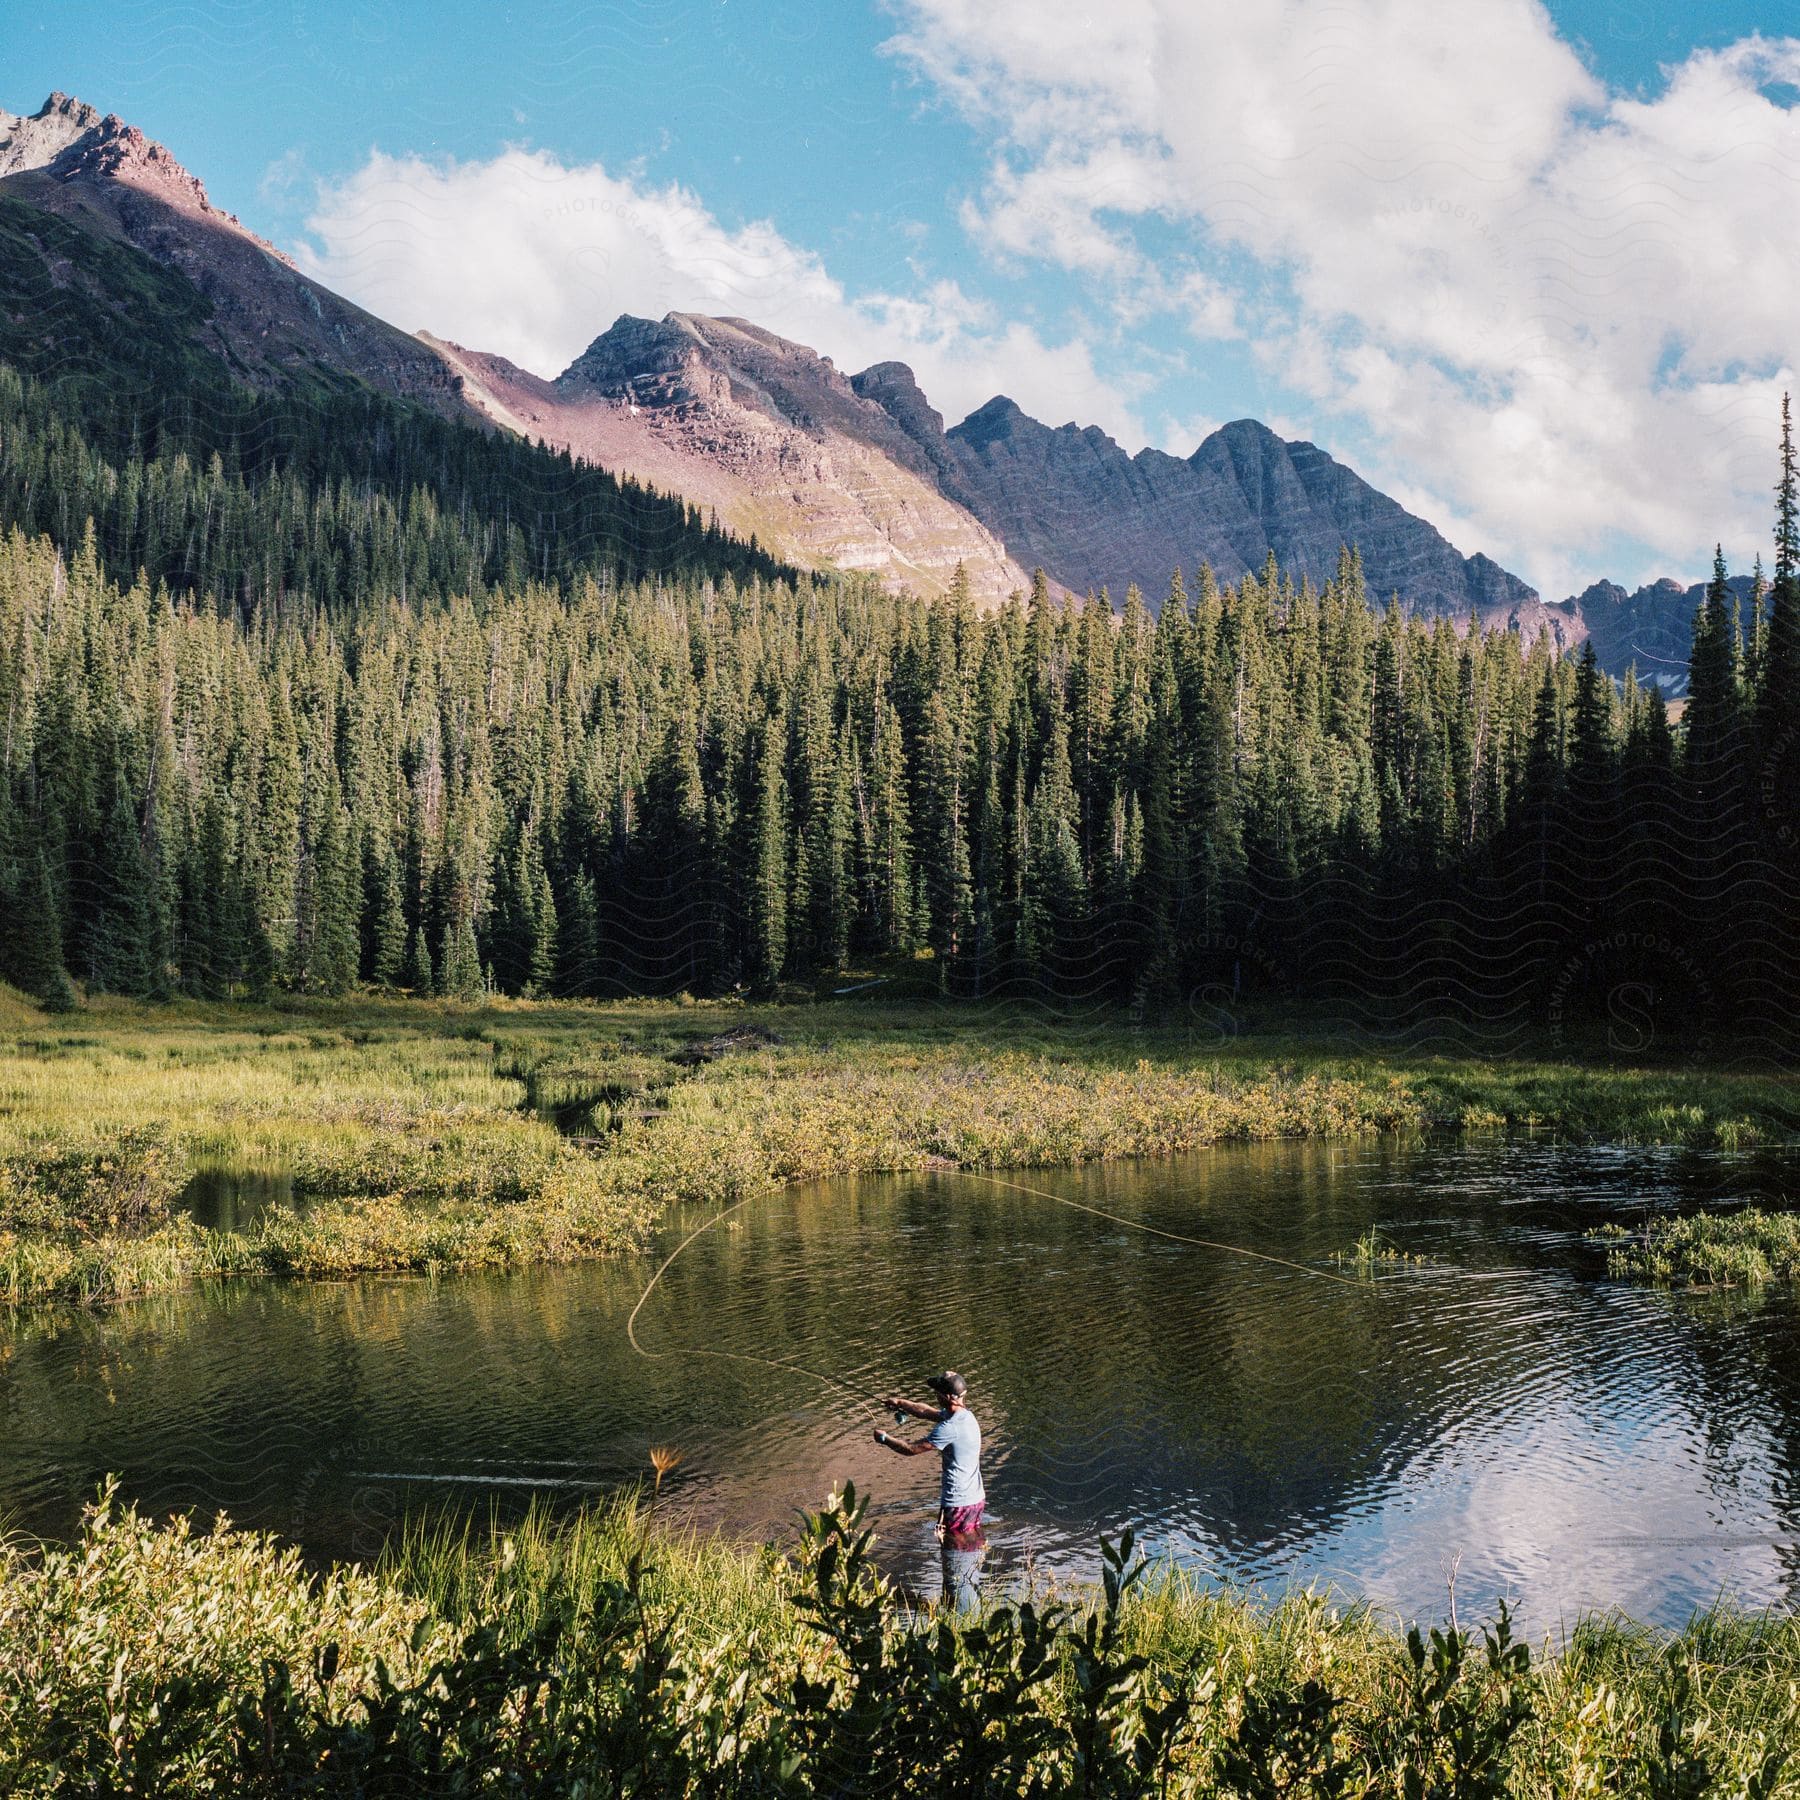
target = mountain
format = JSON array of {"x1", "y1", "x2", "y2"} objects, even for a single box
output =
[
  {"x1": 0, "y1": 92, "x2": 468, "y2": 415},
  {"x1": 438, "y1": 312, "x2": 1032, "y2": 602},
  {"x1": 1551, "y1": 575, "x2": 1760, "y2": 697},
  {"x1": 0, "y1": 98, "x2": 787, "y2": 604},
  {"x1": 0, "y1": 90, "x2": 1719, "y2": 677},
  {"x1": 861, "y1": 379, "x2": 1548, "y2": 624}
]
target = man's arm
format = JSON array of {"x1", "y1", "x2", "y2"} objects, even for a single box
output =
[
  {"x1": 880, "y1": 1395, "x2": 942, "y2": 1421},
  {"x1": 873, "y1": 1427, "x2": 938, "y2": 1456}
]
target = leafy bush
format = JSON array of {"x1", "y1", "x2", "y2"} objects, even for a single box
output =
[
  {"x1": 0, "y1": 1125, "x2": 188, "y2": 1236},
  {"x1": 9, "y1": 1482, "x2": 1800, "y2": 1796}
]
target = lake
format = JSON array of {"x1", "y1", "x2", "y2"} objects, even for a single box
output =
[{"x1": 5, "y1": 1134, "x2": 1799, "y2": 1637}]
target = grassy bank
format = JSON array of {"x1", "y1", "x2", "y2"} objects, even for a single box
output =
[
  {"x1": 2, "y1": 1482, "x2": 1795, "y2": 1797},
  {"x1": 4, "y1": 986, "x2": 1800, "y2": 1307}
]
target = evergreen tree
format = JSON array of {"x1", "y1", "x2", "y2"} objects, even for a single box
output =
[
  {"x1": 439, "y1": 909, "x2": 483, "y2": 1000},
  {"x1": 3, "y1": 843, "x2": 67, "y2": 1000},
  {"x1": 404, "y1": 925, "x2": 435, "y2": 997},
  {"x1": 363, "y1": 834, "x2": 409, "y2": 988},
  {"x1": 82, "y1": 757, "x2": 156, "y2": 994},
  {"x1": 750, "y1": 710, "x2": 789, "y2": 984},
  {"x1": 1759, "y1": 394, "x2": 1800, "y2": 854}
]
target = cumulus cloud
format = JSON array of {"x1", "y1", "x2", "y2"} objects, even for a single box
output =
[
  {"x1": 296, "y1": 146, "x2": 1142, "y2": 444},
  {"x1": 883, "y1": 1, "x2": 1800, "y2": 590}
]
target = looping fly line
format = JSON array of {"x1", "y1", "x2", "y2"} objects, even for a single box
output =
[{"x1": 625, "y1": 1167, "x2": 1374, "y2": 1411}]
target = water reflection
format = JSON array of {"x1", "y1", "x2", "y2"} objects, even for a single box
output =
[
  {"x1": 938, "y1": 1523, "x2": 988, "y2": 1612},
  {"x1": 4, "y1": 1135, "x2": 1800, "y2": 1635},
  {"x1": 180, "y1": 1167, "x2": 297, "y2": 1232}
]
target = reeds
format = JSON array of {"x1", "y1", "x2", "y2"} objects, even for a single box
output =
[
  {"x1": 384, "y1": 1490, "x2": 796, "y2": 1649},
  {"x1": 1336, "y1": 1228, "x2": 1426, "y2": 1269}
]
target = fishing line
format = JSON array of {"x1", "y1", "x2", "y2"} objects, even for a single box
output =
[
  {"x1": 971, "y1": 1171, "x2": 1373, "y2": 1292},
  {"x1": 626, "y1": 1190, "x2": 888, "y2": 1416},
  {"x1": 624, "y1": 1163, "x2": 1373, "y2": 1404}
]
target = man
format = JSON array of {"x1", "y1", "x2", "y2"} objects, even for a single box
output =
[{"x1": 875, "y1": 1369, "x2": 985, "y2": 1539}]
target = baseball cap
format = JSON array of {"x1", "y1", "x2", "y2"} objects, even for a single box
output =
[{"x1": 926, "y1": 1370, "x2": 967, "y2": 1397}]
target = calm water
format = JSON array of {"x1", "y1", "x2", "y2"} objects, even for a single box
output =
[{"x1": 6, "y1": 1135, "x2": 1800, "y2": 1636}]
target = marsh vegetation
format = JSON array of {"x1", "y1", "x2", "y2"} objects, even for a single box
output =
[
  {"x1": 4, "y1": 1482, "x2": 1797, "y2": 1797},
  {"x1": 5, "y1": 988, "x2": 1799, "y2": 1306}
]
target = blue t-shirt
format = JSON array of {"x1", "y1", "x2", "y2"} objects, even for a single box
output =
[{"x1": 925, "y1": 1406, "x2": 984, "y2": 1508}]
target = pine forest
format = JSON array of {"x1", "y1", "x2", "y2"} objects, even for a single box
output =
[{"x1": 3, "y1": 357, "x2": 1798, "y2": 1043}]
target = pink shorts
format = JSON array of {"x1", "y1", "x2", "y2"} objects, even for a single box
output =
[{"x1": 941, "y1": 1502, "x2": 986, "y2": 1534}]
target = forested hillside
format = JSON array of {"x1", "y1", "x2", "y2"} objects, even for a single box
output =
[
  {"x1": 3, "y1": 399, "x2": 1797, "y2": 1043},
  {"x1": 0, "y1": 199, "x2": 786, "y2": 609}
]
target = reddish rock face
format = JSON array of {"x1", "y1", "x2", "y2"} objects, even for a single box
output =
[
  {"x1": 0, "y1": 91, "x2": 467, "y2": 417},
  {"x1": 448, "y1": 312, "x2": 1035, "y2": 604}
]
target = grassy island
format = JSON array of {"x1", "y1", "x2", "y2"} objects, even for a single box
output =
[{"x1": 1598, "y1": 1210, "x2": 1800, "y2": 1289}]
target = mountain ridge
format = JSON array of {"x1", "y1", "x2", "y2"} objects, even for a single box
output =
[
  {"x1": 459, "y1": 308, "x2": 1035, "y2": 601},
  {"x1": 0, "y1": 90, "x2": 1712, "y2": 674}
]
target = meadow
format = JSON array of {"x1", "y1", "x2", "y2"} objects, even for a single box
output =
[{"x1": 5, "y1": 982, "x2": 1799, "y2": 1307}]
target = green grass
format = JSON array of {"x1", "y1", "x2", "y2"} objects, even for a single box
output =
[
  {"x1": 1334, "y1": 1226, "x2": 1427, "y2": 1269},
  {"x1": 3, "y1": 1481, "x2": 1797, "y2": 1796},
  {"x1": 1596, "y1": 1209, "x2": 1800, "y2": 1288},
  {"x1": 4, "y1": 985, "x2": 1799, "y2": 1306}
]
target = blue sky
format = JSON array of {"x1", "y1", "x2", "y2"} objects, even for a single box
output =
[{"x1": 8, "y1": 1, "x2": 1798, "y2": 597}]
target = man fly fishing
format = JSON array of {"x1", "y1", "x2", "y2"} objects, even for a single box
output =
[{"x1": 875, "y1": 1369, "x2": 985, "y2": 1540}]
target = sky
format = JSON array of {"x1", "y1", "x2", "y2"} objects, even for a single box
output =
[{"x1": 8, "y1": 0, "x2": 1799, "y2": 598}]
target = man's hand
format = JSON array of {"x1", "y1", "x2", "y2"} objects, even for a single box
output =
[{"x1": 873, "y1": 1428, "x2": 934, "y2": 1456}]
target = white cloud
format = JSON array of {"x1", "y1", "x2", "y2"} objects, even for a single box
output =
[
  {"x1": 1158, "y1": 411, "x2": 1223, "y2": 455},
  {"x1": 258, "y1": 147, "x2": 309, "y2": 207},
  {"x1": 884, "y1": 2, "x2": 1800, "y2": 591},
  {"x1": 1177, "y1": 271, "x2": 1240, "y2": 341},
  {"x1": 296, "y1": 146, "x2": 1142, "y2": 445}
]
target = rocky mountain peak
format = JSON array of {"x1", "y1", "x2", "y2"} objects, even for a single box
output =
[
  {"x1": 521, "y1": 310, "x2": 1031, "y2": 601},
  {"x1": 0, "y1": 90, "x2": 472, "y2": 416},
  {"x1": 850, "y1": 361, "x2": 943, "y2": 440},
  {"x1": 559, "y1": 314, "x2": 707, "y2": 396},
  {"x1": 948, "y1": 395, "x2": 1031, "y2": 451},
  {"x1": 39, "y1": 91, "x2": 101, "y2": 125},
  {"x1": 0, "y1": 91, "x2": 222, "y2": 218},
  {"x1": 939, "y1": 400, "x2": 1545, "y2": 617},
  {"x1": 0, "y1": 91, "x2": 103, "y2": 177},
  {"x1": 1197, "y1": 417, "x2": 1287, "y2": 466},
  {"x1": 1212, "y1": 416, "x2": 1282, "y2": 440},
  {"x1": 1573, "y1": 578, "x2": 1633, "y2": 610}
]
